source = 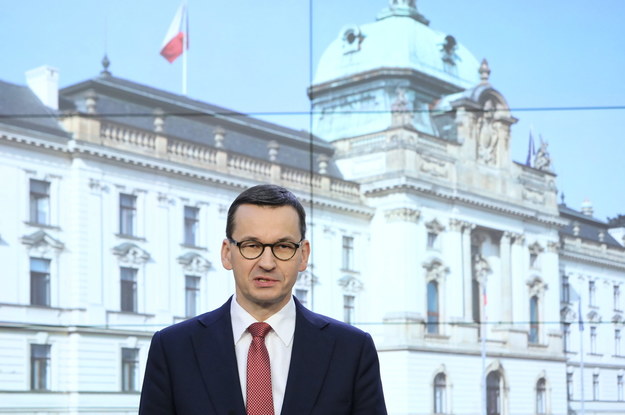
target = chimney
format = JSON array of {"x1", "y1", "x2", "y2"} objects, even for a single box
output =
[{"x1": 25, "y1": 65, "x2": 59, "y2": 110}]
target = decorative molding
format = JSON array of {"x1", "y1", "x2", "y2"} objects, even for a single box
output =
[
  {"x1": 21, "y1": 230, "x2": 64, "y2": 256},
  {"x1": 384, "y1": 207, "x2": 421, "y2": 223},
  {"x1": 425, "y1": 218, "x2": 446, "y2": 234},
  {"x1": 112, "y1": 242, "x2": 150, "y2": 266},
  {"x1": 527, "y1": 276, "x2": 548, "y2": 297},
  {"x1": 338, "y1": 275, "x2": 364, "y2": 293},
  {"x1": 422, "y1": 258, "x2": 449, "y2": 282},
  {"x1": 177, "y1": 252, "x2": 212, "y2": 274}
]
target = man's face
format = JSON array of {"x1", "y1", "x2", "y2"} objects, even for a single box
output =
[{"x1": 221, "y1": 204, "x2": 310, "y2": 319}]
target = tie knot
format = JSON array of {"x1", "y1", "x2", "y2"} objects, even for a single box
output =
[{"x1": 248, "y1": 322, "x2": 272, "y2": 338}]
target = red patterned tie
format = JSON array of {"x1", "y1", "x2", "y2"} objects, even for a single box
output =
[{"x1": 246, "y1": 322, "x2": 274, "y2": 415}]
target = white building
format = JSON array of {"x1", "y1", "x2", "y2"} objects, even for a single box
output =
[{"x1": 1, "y1": 1, "x2": 623, "y2": 414}]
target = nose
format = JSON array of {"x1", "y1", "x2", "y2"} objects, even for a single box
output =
[{"x1": 257, "y1": 245, "x2": 277, "y2": 270}]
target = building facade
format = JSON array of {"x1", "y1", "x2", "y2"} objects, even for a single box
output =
[{"x1": 1, "y1": 1, "x2": 624, "y2": 414}]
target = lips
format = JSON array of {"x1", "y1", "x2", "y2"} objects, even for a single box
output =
[{"x1": 253, "y1": 276, "x2": 278, "y2": 287}]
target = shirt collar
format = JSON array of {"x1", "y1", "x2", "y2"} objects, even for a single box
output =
[{"x1": 230, "y1": 294, "x2": 296, "y2": 347}]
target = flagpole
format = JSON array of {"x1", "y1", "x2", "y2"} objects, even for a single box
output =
[
  {"x1": 182, "y1": 2, "x2": 188, "y2": 95},
  {"x1": 481, "y1": 281, "x2": 487, "y2": 415}
]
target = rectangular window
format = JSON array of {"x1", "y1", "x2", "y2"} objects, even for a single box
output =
[
  {"x1": 561, "y1": 275, "x2": 570, "y2": 303},
  {"x1": 185, "y1": 275, "x2": 200, "y2": 318},
  {"x1": 342, "y1": 236, "x2": 354, "y2": 270},
  {"x1": 343, "y1": 295, "x2": 355, "y2": 324},
  {"x1": 295, "y1": 288, "x2": 308, "y2": 307},
  {"x1": 616, "y1": 329, "x2": 622, "y2": 356},
  {"x1": 590, "y1": 326, "x2": 597, "y2": 354},
  {"x1": 592, "y1": 373, "x2": 599, "y2": 400},
  {"x1": 589, "y1": 280, "x2": 596, "y2": 307},
  {"x1": 184, "y1": 206, "x2": 199, "y2": 246},
  {"x1": 29, "y1": 179, "x2": 50, "y2": 225},
  {"x1": 563, "y1": 323, "x2": 571, "y2": 352},
  {"x1": 119, "y1": 193, "x2": 137, "y2": 236},
  {"x1": 120, "y1": 267, "x2": 137, "y2": 313},
  {"x1": 566, "y1": 372, "x2": 573, "y2": 400},
  {"x1": 30, "y1": 257, "x2": 51, "y2": 307},
  {"x1": 618, "y1": 375, "x2": 624, "y2": 401},
  {"x1": 31, "y1": 344, "x2": 51, "y2": 390},
  {"x1": 121, "y1": 348, "x2": 139, "y2": 392},
  {"x1": 615, "y1": 285, "x2": 622, "y2": 311},
  {"x1": 427, "y1": 232, "x2": 438, "y2": 249}
]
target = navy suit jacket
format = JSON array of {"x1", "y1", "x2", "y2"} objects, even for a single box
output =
[{"x1": 138, "y1": 297, "x2": 387, "y2": 415}]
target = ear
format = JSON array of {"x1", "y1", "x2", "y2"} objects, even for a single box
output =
[
  {"x1": 297, "y1": 240, "x2": 311, "y2": 272},
  {"x1": 221, "y1": 239, "x2": 233, "y2": 270}
]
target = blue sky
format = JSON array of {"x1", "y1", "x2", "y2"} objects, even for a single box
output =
[{"x1": 2, "y1": 0, "x2": 624, "y2": 221}]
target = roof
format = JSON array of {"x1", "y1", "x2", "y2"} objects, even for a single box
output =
[
  {"x1": 0, "y1": 79, "x2": 70, "y2": 140},
  {"x1": 60, "y1": 73, "x2": 343, "y2": 178},
  {"x1": 559, "y1": 204, "x2": 623, "y2": 248},
  {"x1": 313, "y1": 4, "x2": 480, "y2": 89}
]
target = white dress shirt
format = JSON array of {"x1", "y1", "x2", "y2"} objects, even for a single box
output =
[{"x1": 231, "y1": 295, "x2": 296, "y2": 415}]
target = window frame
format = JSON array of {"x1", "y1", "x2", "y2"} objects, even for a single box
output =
[
  {"x1": 341, "y1": 235, "x2": 354, "y2": 271},
  {"x1": 121, "y1": 347, "x2": 139, "y2": 392},
  {"x1": 343, "y1": 294, "x2": 355, "y2": 324},
  {"x1": 119, "y1": 193, "x2": 137, "y2": 236},
  {"x1": 183, "y1": 205, "x2": 200, "y2": 246},
  {"x1": 120, "y1": 267, "x2": 138, "y2": 313},
  {"x1": 30, "y1": 344, "x2": 51, "y2": 391},
  {"x1": 29, "y1": 179, "x2": 51, "y2": 225},
  {"x1": 185, "y1": 275, "x2": 201, "y2": 318},
  {"x1": 30, "y1": 257, "x2": 51, "y2": 307}
]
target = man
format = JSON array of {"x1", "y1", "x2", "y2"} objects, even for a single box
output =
[{"x1": 139, "y1": 184, "x2": 387, "y2": 415}]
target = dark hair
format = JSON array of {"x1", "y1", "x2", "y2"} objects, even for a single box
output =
[{"x1": 226, "y1": 184, "x2": 306, "y2": 240}]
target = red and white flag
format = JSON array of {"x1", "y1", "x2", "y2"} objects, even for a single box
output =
[{"x1": 160, "y1": 3, "x2": 188, "y2": 63}]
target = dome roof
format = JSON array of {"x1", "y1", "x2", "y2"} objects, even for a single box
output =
[{"x1": 314, "y1": 3, "x2": 481, "y2": 90}]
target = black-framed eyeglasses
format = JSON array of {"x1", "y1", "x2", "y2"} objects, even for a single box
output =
[{"x1": 229, "y1": 238, "x2": 303, "y2": 261}]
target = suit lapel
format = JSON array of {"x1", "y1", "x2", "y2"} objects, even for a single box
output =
[
  {"x1": 281, "y1": 300, "x2": 335, "y2": 415},
  {"x1": 191, "y1": 299, "x2": 246, "y2": 415}
]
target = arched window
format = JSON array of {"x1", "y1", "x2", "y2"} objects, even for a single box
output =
[
  {"x1": 433, "y1": 373, "x2": 446, "y2": 413},
  {"x1": 529, "y1": 295, "x2": 539, "y2": 344},
  {"x1": 536, "y1": 378, "x2": 546, "y2": 414},
  {"x1": 427, "y1": 281, "x2": 439, "y2": 334},
  {"x1": 487, "y1": 371, "x2": 501, "y2": 415}
]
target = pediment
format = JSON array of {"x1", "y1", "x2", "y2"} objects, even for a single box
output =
[
  {"x1": 177, "y1": 252, "x2": 211, "y2": 273},
  {"x1": 338, "y1": 275, "x2": 363, "y2": 293},
  {"x1": 21, "y1": 230, "x2": 64, "y2": 254},
  {"x1": 112, "y1": 242, "x2": 150, "y2": 265}
]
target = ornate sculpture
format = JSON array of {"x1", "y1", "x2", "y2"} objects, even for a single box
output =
[
  {"x1": 476, "y1": 99, "x2": 500, "y2": 165},
  {"x1": 533, "y1": 137, "x2": 552, "y2": 171}
]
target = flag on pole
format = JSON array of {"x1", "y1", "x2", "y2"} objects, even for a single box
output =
[{"x1": 160, "y1": 3, "x2": 188, "y2": 63}]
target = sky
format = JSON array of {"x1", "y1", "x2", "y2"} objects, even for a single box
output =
[{"x1": 1, "y1": 0, "x2": 624, "y2": 221}]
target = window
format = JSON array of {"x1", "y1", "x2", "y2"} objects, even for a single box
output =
[
  {"x1": 31, "y1": 344, "x2": 51, "y2": 390},
  {"x1": 343, "y1": 295, "x2": 355, "y2": 324},
  {"x1": 433, "y1": 373, "x2": 446, "y2": 414},
  {"x1": 120, "y1": 267, "x2": 137, "y2": 312},
  {"x1": 184, "y1": 206, "x2": 199, "y2": 246},
  {"x1": 472, "y1": 278, "x2": 481, "y2": 324},
  {"x1": 427, "y1": 232, "x2": 438, "y2": 249},
  {"x1": 592, "y1": 373, "x2": 599, "y2": 400},
  {"x1": 29, "y1": 179, "x2": 50, "y2": 225},
  {"x1": 486, "y1": 372, "x2": 501, "y2": 415},
  {"x1": 185, "y1": 275, "x2": 200, "y2": 318},
  {"x1": 589, "y1": 281, "x2": 596, "y2": 307},
  {"x1": 566, "y1": 372, "x2": 573, "y2": 400},
  {"x1": 119, "y1": 193, "x2": 137, "y2": 236},
  {"x1": 563, "y1": 323, "x2": 571, "y2": 352},
  {"x1": 529, "y1": 295, "x2": 539, "y2": 344},
  {"x1": 427, "y1": 281, "x2": 439, "y2": 334},
  {"x1": 561, "y1": 275, "x2": 570, "y2": 303},
  {"x1": 121, "y1": 348, "x2": 139, "y2": 392},
  {"x1": 615, "y1": 285, "x2": 622, "y2": 311},
  {"x1": 618, "y1": 375, "x2": 624, "y2": 401},
  {"x1": 30, "y1": 257, "x2": 51, "y2": 307},
  {"x1": 295, "y1": 288, "x2": 308, "y2": 307},
  {"x1": 342, "y1": 236, "x2": 354, "y2": 270},
  {"x1": 590, "y1": 326, "x2": 597, "y2": 354},
  {"x1": 529, "y1": 252, "x2": 538, "y2": 268},
  {"x1": 536, "y1": 378, "x2": 546, "y2": 414},
  {"x1": 616, "y1": 329, "x2": 622, "y2": 356}
]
